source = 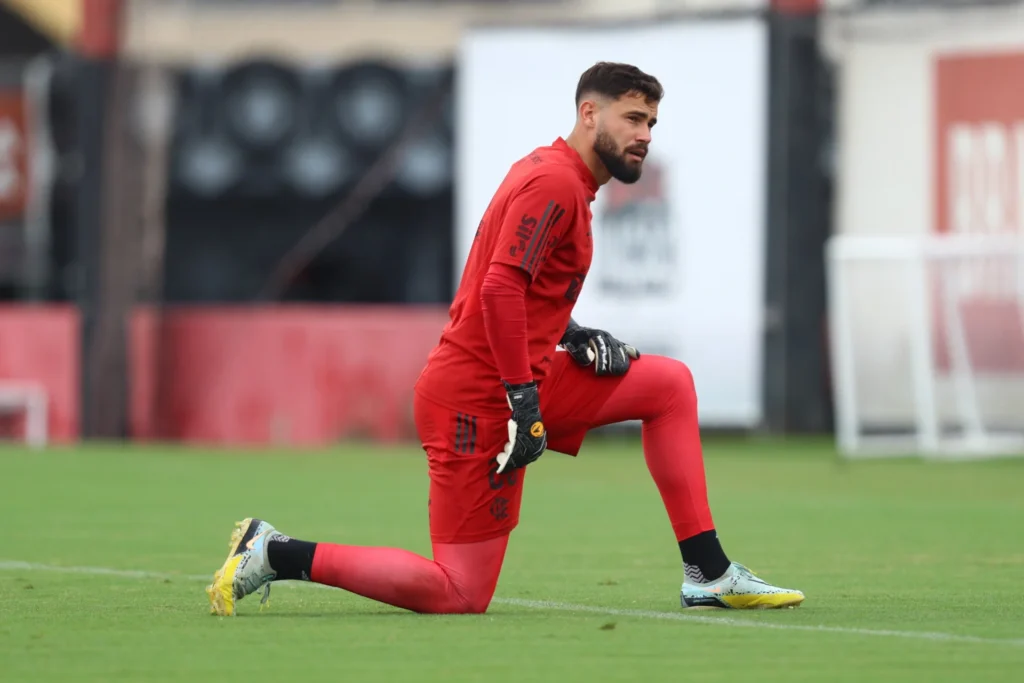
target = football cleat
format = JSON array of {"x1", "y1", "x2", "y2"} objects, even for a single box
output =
[
  {"x1": 206, "y1": 518, "x2": 278, "y2": 616},
  {"x1": 681, "y1": 562, "x2": 805, "y2": 610}
]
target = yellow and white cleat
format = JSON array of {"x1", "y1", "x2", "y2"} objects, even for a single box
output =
[
  {"x1": 206, "y1": 518, "x2": 278, "y2": 616},
  {"x1": 681, "y1": 562, "x2": 804, "y2": 610}
]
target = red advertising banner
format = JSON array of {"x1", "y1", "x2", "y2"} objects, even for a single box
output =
[
  {"x1": 933, "y1": 52, "x2": 1024, "y2": 372},
  {"x1": 0, "y1": 305, "x2": 449, "y2": 446},
  {"x1": 129, "y1": 306, "x2": 449, "y2": 446},
  {"x1": 0, "y1": 91, "x2": 29, "y2": 222},
  {"x1": 935, "y1": 52, "x2": 1024, "y2": 236}
]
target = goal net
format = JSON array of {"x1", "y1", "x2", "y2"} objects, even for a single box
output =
[{"x1": 826, "y1": 232, "x2": 1024, "y2": 459}]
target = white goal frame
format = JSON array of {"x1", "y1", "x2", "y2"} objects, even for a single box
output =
[{"x1": 826, "y1": 232, "x2": 1024, "y2": 460}]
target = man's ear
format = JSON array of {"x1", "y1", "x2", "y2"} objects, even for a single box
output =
[{"x1": 578, "y1": 98, "x2": 600, "y2": 128}]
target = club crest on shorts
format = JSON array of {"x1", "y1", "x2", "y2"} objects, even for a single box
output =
[{"x1": 530, "y1": 421, "x2": 545, "y2": 438}]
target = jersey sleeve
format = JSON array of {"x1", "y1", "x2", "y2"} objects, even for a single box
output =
[
  {"x1": 492, "y1": 171, "x2": 577, "y2": 280},
  {"x1": 480, "y1": 262, "x2": 532, "y2": 385}
]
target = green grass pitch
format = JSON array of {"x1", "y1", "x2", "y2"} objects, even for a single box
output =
[{"x1": 2, "y1": 436, "x2": 1022, "y2": 682}]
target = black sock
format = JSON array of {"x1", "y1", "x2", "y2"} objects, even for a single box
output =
[
  {"x1": 678, "y1": 530, "x2": 730, "y2": 583},
  {"x1": 266, "y1": 536, "x2": 318, "y2": 581}
]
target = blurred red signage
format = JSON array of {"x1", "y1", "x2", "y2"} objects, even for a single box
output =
[{"x1": 0, "y1": 91, "x2": 28, "y2": 222}]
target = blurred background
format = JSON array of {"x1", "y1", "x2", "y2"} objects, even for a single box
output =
[{"x1": 0, "y1": 0, "x2": 1020, "y2": 458}]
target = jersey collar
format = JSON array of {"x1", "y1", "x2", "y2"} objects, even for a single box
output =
[{"x1": 553, "y1": 137, "x2": 600, "y2": 198}]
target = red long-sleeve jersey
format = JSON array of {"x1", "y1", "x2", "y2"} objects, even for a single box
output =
[{"x1": 415, "y1": 137, "x2": 598, "y2": 418}]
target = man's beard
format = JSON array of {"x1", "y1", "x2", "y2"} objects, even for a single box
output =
[{"x1": 594, "y1": 129, "x2": 644, "y2": 184}]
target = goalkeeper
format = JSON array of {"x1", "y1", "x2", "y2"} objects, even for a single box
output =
[{"x1": 206, "y1": 62, "x2": 804, "y2": 616}]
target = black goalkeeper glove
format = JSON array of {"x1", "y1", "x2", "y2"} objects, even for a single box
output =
[
  {"x1": 561, "y1": 321, "x2": 640, "y2": 377},
  {"x1": 496, "y1": 381, "x2": 547, "y2": 474}
]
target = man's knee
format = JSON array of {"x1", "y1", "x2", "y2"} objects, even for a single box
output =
[
  {"x1": 648, "y1": 356, "x2": 697, "y2": 414},
  {"x1": 460, "y1": 592, "x2": 494, "y2": 614},
  {"x1": 427, "y1": 581, "x2": 494, "y2": 614},
  {"x1": 431, "y1": 535, "x2": 507, "y2": 615},
  {"x1": 410, "y1": 577, "x2": 495, "y2": 615}
]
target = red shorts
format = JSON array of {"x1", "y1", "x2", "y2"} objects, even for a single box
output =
[{"x1": 414, "y1": 351, "x2": 624, "y2": 544}]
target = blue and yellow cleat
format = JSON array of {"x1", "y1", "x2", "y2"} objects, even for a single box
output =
[
  {"x1": 681, "y1": 562, "x2": 804, "y2": 610},
  {"x1": 206, "y1": 518, "x2": 278, "y2": 616}
]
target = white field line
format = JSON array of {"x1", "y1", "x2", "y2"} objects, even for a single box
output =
[{"x1": 2, "y1": 560, "x2": 1022, "y2": 648}]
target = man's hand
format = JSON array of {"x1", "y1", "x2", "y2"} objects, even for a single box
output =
[
  {"x1": 496, "y1": 381, "x2": 547, "y2": 474},
  {"x1": 561, "y1": 321, "x2": 640, "y2": 376}
]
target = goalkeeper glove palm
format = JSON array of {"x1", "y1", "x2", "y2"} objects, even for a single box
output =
[{"x1": 496, "y1": 381, "x2": 546, "y2": 474}]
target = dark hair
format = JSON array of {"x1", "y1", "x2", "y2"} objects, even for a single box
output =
[{"x1": 575, "y1": 62, "x2": 664, "y2": 106}]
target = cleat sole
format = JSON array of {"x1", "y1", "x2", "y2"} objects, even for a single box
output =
[{"x1": 721, "y1": 592, "x2": 805, "y2": 610}]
